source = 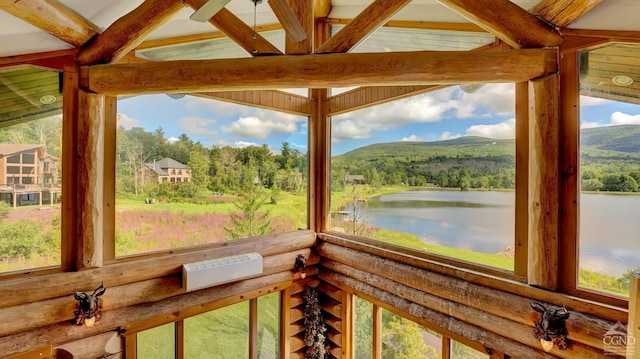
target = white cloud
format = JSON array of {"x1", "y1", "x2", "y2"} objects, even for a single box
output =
[
  {"x1": 466, "y1": 118, "x2": 515, "y2": 139},
  {"x1": 440, "y1": 131, "x2": 461, "y2": 140},
  {"x1": 178, "y1": 116, "x2": 217, "y2": 137},
  {"x1": 455, "y1": 83, "x2": 515, "y2": 118},
  {"x1": 167, "y1": 136, "x2": 179, "y2": 144},
  {"x1": 401, "y1": 135, "x2": 421, "y2": 141},
  {"x1": 234, "y1": 141, "x2": 259, "y2": 148},
  {"x1": 580, "y1": 95, "x2": 609, "y2": 107},
  {"x1": 611, "y1": 111, "x2": 640, "y2": 125},
  {"x1": 580, "y1": 121, "x2": 603, "y2": 129},
  {"x1": 222, "y1": 113, "x2": 300, "y2": 139},
  {"x1": 117, "y1": 113, "x2": 139, "y2": 128}
]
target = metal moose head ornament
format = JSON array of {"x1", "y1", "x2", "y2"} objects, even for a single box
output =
[
  {"x1": 530, "y1": 300, "x2": 570, "y2": 352},
  {"x1": 72, "y1": 282, "x2": 106, "y2": 327}
]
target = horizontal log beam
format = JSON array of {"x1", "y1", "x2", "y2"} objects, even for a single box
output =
[
  {"x1": 81, "y1": 49, "x2": 557, "y2": 96},
  {"x1": 320, "y1": 270, "x2": 557, "y2": 359},
  {"x1": 322, "y1": 260, "x2": 607, "y2": 358},
  {"x1": 318, "y1": 232, "x2": 627, "y2": 323},
  {"x1": 317, "y1": 241, "x2": 616, "y2": 351},
  {"x1": 0, "y1": 272, "x2": 293, "y2": 357},
  {"x1": 0, "y1": 230, "x2": 315, "y2": 309}
]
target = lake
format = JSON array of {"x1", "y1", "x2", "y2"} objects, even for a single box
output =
[{"x1": 365, "y1": 190, "x2": 640, "y2": 277}]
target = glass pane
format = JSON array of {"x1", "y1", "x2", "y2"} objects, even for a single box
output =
[
  {"x1": 354, "y1": 297, "x2": 373, "y2": 359},
  {"x1": 258, "y1": 293, "x2": 280, "y2": 359},
  {"x1": 137, "y1": 322, "x2": 176, "y2": 359},
  {"x1": 115, "y1": 94, "x2": 308, "y2": 257},
  {"x1": 451, "y1": 340, "x2": 488, "y2": 359},
  {"x1": 381, "y1": 309, "x2": 440, "y2": 358},
  {"x1": 578, "y1": 43, "x2": 640, "y2": 297},
  {"x1": 0, "y1": 116, "x2": 62, "y2": 272},
  {"x1": 330, "y1": 84, "x2": 515, "y2": 271},
  {"x1": 185, "y1": 302, "x2": 249, "y2": 358}
]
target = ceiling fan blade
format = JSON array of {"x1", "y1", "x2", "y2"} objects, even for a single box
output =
[
  {"x1": 268, "y1": 0, "x2": 307, "y2": 43},
  {"x1": 190, "y1": 0, "x2": 232, "y2": 22}
]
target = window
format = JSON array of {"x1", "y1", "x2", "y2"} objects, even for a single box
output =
[
  {"x1": 114, "y1": 94, "x2": 308, "y2": 257},
  {"x1": 22, "y1": 153, "x2": 34, "y2": 164},
  {"x1": 330, "y1": 84, "x2": 517, "y2": 273},
  {"x1": 577, "y1": 43, "x2": 640, "y2": 298},
  {"x1": 137, "y1": 323, "x2": 176, "y2": 358}
]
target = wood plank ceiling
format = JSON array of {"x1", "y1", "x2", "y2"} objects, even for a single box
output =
[{"x1": 0, "y1": 0, "x2": 624, "y2": 128}]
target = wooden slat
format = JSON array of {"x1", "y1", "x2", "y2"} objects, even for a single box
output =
[
  {"x1": 528, "y1": 73, "x2": 560, "y2": 291},
  {"x1": 438, "y1": 0, "x2": 562, "y2": 49},
  {"x1": 285, "y1": 0, "x2": 313, "y2": 55},
  {"x1": 194, "y1": 90, "x2": 313, "y2": 116},
  {"x1": 327, "y1": 85, "x2": 442, "y2": 116},
  {"x1": 183, "y1": 1, "x2": 283, "y2": 56},
  {"x1": 0, "y1": 0, "x2": 99, "y2": 47},
  {"x1": 326, "y1": 18, "x2": 486, "y2": 33},
  {"x1": 562, "y1": 28, "x2": 640, "y2": 43},
  {"x1": 530, "y1": 0, "x2": 604, "y2": 28},
  {"x1": 81, "y1": 49, "x2": 557, "y2": 96},
  {"x1": 315, "y1": 0, "x2": 411, "y2": 54},
  {"x1": 75, "y1": 0, "x2": 184, "y2": 65}
]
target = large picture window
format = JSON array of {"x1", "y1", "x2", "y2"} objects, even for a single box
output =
[
  {"x1": 114, "y1": 94, "x2": 308, "y2": 257},
  {"x1": 330, "y1": 84, "x2": 517, "y2": 273},
  {"x1": 577, "y1": 43, "x2": 640, "y2": 298}
]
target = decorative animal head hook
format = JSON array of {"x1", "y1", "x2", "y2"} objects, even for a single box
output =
[
  {"x1": 530, "y1": 300, "x2": 570, "y2": 352},
  {"x1": 293, "y1": 254, "x2": 307, "y2": 279},
  {"x1": 72, "y1": 282, "x2": 106, "y2": 327}
]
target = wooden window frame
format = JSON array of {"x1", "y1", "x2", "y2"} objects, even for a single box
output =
[{"x1": 558, "y1": 36, "x2": 638, "y2": 308}]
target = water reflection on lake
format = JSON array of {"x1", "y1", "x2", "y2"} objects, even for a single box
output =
[{"x1": 366, "y1": 190, "x2": 640, "y2": 277}]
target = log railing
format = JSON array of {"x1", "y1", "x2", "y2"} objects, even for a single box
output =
[{"x1": 317, "y1": 233, "x2": 627, "y2": 359}]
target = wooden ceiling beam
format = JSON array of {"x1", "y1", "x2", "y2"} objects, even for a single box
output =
[
  {"x1": 268, "y1": 0, "x2": 307, "y2": 43},
  {"x1": 437, "y1": 0, "x2": 562, "y2": 49},
  {"x1": 531, "y1": 0, "x2": 604, "y2": 28},
  {"x1": 0, "y1": 0, "x2": 100, "y2": 47},
  {"x1": 285, "y1": 0, "x2": 313, "y2": 55},
  {"x1": 184, "y1": 0, "x2": 283, "y2": 56},
  {"x1": 315, "y1": 0, "x2": 412, "y2": 54},
  {"x1": 314, "y1": 0, "x2": 331, "y2": 18},
  {"x1": 194, "y1": 90, "x2": 314, "y2": 116},
  {"x1": 81, "y1": 49, "x2": 557, "y2": 96},
  {"x1": 75, "y1": 0, "x2": 184, "y2": 65}
]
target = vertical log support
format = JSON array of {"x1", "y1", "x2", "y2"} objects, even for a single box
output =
[
  {"x1": 103, "y1": 94, "x2": 117, "y2": 262},
  {"x1": 341, "y1": 291, "x2": 353, "y2": 358},
  {"x1": 629, "y1": 272, "x2": 640, "y2": 359},
  {"x1": 280, "y1": 288, "x2": 292, "y2": 357},
  {"x1": 62, "y1": 65, "x2": 79, "y2": 270},
  {"x1": 373, "y1": 305, "x2": 382, "y2": 359},
  {"x1": 77, "y1": 90, "x2": 113, "y2": 269},
  {"x1": 285, "y1": 0, "x2": 313, "y2": 55},
  {"x1": 249, "y1": 298, "x2": 258, "y2": 359},
  {"x1": 528, "y1": 73, "x2": 560, "y2": 290},
  {"x1": 514, "y1": 82, "x2": 529, "y2": 279}
]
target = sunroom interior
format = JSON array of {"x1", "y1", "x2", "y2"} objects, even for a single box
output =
[{"x1": 0, "y1": 0, "x2": 639, "y2": 358}]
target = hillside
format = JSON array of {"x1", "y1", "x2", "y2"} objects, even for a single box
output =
[{"x1": 331, "y1": 125, "x2": 640, "y2": 190}]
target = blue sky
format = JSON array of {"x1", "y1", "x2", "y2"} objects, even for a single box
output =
[{"x1": 116, "y1": 84, "x2": 640, "y2": 156}]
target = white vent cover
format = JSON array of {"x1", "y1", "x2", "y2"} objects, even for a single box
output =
[{"x1": 182, "y1": 252, "x2": 263, "y2": 292}]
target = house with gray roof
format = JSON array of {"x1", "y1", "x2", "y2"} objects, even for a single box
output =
[{"x1": 142, "y1": 158, "x2": 191, "y2": 184}]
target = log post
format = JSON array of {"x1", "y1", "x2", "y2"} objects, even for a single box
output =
[
  {"x1": 629, "y1": 272, "x2": 640, "y2": 359},
  {"x1": 528, "y1": 73, "x2": 560, "y2": 290}
]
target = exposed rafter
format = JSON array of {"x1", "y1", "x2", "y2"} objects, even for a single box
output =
[
  {"x1": 531, "y1": 0, "x2": 604, "y2": 28},
  {"x1": 438, "y1": 0, "x2": 563, "y2": 49},
  {"x1": 81, "y1": 49, "x2": 557, "y2": 96},
  {"x1": 315, "y1": 0, "x2": 412, "y2": 54},
  {"x1": 184, "y1": 0, "x2": 282, "y2": 56},
  {"x1": 0, "y1": 0, "x2": 100, "y2": 47},
  {"x1": 313, "y1": 0, "x2": 331, "y2": 18},
  {"x1": 285, "y1": 0, "x2": 313, "y2": 55},
  {"x1": 75, "y1": 0, "x2": 184, "y2": 65},
  {"x1": 194, "y1": 90, "x2": 314, "y2": 116},
  {"x1": 268, "y1": 0, "x2": 307, "y2": 43}
]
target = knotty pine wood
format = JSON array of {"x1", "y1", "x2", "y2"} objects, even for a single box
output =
[
  {"x1": 531, "y1": 0, "x2": 604, "y2": 27},
  {"x1": 81, "y1": 49, "x2": 557, "y2": 96},
  {"x1": 194, "y1": 90, "x2": 314, "y2": 116},
  {"x1": 528, "y1": 73, "x2": 560, "y2": 291},
  {"x1": 284, "y1": 0, "x2": 313, "y2": 55},
  {"x1": 268, "y1": 0, "x2": 307, "y2": 44},
  {"x1": 327, "y1": 85, "x2": 442, "y2": 116}
]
